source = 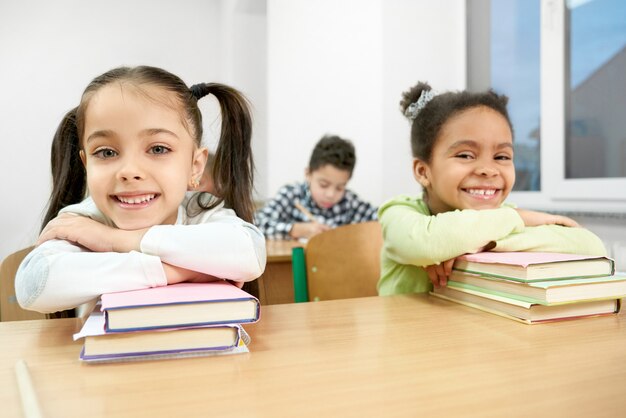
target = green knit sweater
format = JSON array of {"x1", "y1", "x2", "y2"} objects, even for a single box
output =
[{"x1": 377, "y1": 195, "x2": 608, "y2": 296}]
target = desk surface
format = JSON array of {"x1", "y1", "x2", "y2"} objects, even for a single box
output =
[
  {"x1": 265, "y1": 239, "x2": 303, "y2": 262},
  {"x1": 2, "y1": 295, "x2": 626, "y2": 417}
]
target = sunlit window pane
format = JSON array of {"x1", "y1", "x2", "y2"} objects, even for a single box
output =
[
  {"x1": 566, "y1": 0, "x2": 626, "y2": 179},
  {"x1": 491, "y1": 0, "x2": 541, "y2": 191}
]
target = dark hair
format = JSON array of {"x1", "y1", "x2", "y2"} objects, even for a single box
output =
[
  {"x1": 205, "y1": 151, "x2": 216, "y2": 172},
  {"x1": 308, "y1": 134, "x2": 356, "y2": 176},
  {"x1": 399, "y1": 81, "x2": 512, "y2": 163},
  {"x1": 42, "y1": 66, "x2": 255, "y2": 229},
  {"x1": 43, "y1": 107, "x2": 86, "y2": 229}
]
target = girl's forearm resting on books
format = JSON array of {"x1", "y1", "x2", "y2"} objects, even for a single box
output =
[
  {"x1": 495, "y1": 224, "x2": 607, "y2": 256},
  {"x1": 381, "y1": 206, "x2": 524, "y2": 266},
  {"x1": 514, "y1": 208, "x2": 580, "y2": 228},
  {"x1": 37, "y1": 213, "x2": 147, "y2": 253},
  {"x1": 140, "y1": 222, "x2": 266, "y2": 281},
  {"x1": 15, "y1": 240, "x2": 168, "y2": 313}
]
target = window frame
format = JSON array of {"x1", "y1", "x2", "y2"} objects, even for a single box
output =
[
  {"x1": 541, "y1": 0, "x2": 626, "y2": 204},
  {"x1": 467, "y1": 0, "x2": 626, "y2": 212}
]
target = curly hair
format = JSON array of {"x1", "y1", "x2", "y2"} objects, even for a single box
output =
[{"x1": 400, "y1": 81, "x2": 513, "y2": 162}]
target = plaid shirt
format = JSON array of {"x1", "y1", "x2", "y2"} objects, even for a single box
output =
[{"x1": 255, "y1": 182, "x2": 378, "y2": 239}]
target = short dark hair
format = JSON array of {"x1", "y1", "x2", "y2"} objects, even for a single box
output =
[
  {"x1": 308, "y1": 135, "x2": 356, "y2": 176},
  {"x1": 400, "y1": 81, "x2": 512, "y2": 163}
]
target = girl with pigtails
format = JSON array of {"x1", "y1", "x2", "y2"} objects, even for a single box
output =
[
  {"x1": 16, "y1": 66, "x2": 266, "y2": 314},
  {"x1": 378, "y1": 81, "x2": 607, "y2": 296}
]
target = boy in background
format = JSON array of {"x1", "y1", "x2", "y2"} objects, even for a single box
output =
[{"x1": 255, "y1": 135, "x2": 377, "y2": 240}]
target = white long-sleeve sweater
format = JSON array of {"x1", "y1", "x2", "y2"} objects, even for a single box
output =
[{"x1": 15, "y1": 194, "x2": 266, "y2": 313}]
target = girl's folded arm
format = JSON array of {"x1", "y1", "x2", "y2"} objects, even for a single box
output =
[
  {"x1": 141, "y1": 211, "x2": 267, "y2": 282},
  {"x1": 380, "y1": 204, "x2": 524, "y2": 267},
  {"x1": 495, "y1": 224, "x2": 607, "y2": 256},
  {"x1": 15, "y1": 240, "x2": 166, "y2": 314}
]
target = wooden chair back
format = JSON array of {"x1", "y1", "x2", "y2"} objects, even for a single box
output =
[
  {"x1": 292, "y1": 222, "x2": 383, "y2": 302},
  {"x1": 0, "y1": 246, "x2": 46, "y2": 321}
]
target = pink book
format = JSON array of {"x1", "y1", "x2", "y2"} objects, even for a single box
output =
[
  {"x1": 453, "y1": 252, "x2": 614, "y2": 282},
  {"x1": 100, "y1": 282, "x2": 260, "y2": 332}
]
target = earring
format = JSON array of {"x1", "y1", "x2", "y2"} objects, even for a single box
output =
[{"x1": 189, "y1": 178, "x2": 200, "y2": 190}]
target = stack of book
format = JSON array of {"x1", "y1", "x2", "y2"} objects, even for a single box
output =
[
  {"x1": 74, "y1": 282, "x2": 260, "y2": 363},
  {"x1": 430, "y1": 252, "x2": 625, "y2": 324}
]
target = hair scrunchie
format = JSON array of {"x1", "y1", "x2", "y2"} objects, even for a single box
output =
[
  {"x1": 404, "y1": 89, "x2": 436, "y2": 122},
  {"x1": 190, "y1": 83, "x2": 211, "y2": 100}
]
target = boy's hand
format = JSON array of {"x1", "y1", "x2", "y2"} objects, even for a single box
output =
[
  {"x1": 424, "y1": 258, "x2": 456, "y2": 288},
  {"x1": 289, "y1": 222, "x2": 331, "y2": 239},
  {"x1": 515, "y1": 209, "x2": 580, "y2": 228},
  {"x1": 37, "y1": 213, "x2": 148, "y2": 252}
]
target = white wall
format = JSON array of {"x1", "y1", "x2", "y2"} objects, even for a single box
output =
[
  {"x1": 266, "y1": 0, "x2": 466, "y2": 204},
  {"x1": 381, "y1": 0, "x2": 466, "y2": 198},
  {"x1": 217, "y1": 0, "x2": 268, "y2": 199}
]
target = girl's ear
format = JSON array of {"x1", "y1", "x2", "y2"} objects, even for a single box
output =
[
  {"x1": 412, "y1": 158, "x2": 431, "y2": 189},
  {"x1": 190, "y1": 147, "x2": 209, "y2": 189},
  {"x1": 79, "y1": 150, "x2": 86, "y2": 167},
  {"x1": 304, "y1": 167, "x2": 311, "y2": 182}
]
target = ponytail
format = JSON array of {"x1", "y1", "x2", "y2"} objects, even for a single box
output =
[
  {"x1": 190, "y1": 83, "x2": 255, "y2": 223},
  {"x1": 41, "y1": 108, "x2": 86, "y2": 231}
]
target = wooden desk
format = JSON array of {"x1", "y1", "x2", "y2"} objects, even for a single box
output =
[
  {"x1": 2, "y1": 295, "x2": 626, "y2": 417},
  {"x1": 257, "y1": 240, "x2": 303, "y2": 305}
]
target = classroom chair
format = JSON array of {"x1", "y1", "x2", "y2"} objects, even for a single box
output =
[
  {"x1": 292, "y1": 221, "x2": 383, "y2": 302},
  {"x1": 0, "y1": 246, "x2": 46, "y2": 321}
]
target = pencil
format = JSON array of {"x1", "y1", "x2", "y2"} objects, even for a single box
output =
[
  {"x1": 294, "y1": 201, "x2": 316, "y2": 222},
  {"x1": 15, "y1": 359, "x2": 43, "y2": 418}
]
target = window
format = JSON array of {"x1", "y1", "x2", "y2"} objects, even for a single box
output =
[
  {"x1": 566, "y1": 0, "x2": 626, "y2": 180},
  {"x1": 491, "y1": 0, "x2": 541, "y2": 192},
  {"x1": 468, "y1": 0, "x2": 626, "y2": 210},
  {"x1": 544, "y1": 0, "x2": 626, "y2": 203}
]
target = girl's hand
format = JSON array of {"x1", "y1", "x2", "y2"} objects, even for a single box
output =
[
  {"x1": 289, "y1": 222, "x2": 331, "y2": 239},
  {"x1": 424, "y1": 258, "x2": 456, "y2": 288},
  {"x1": 515, "y1": 209, "x2": 580, "y2": 228},
  {"x1": 37, "y1": 213, "x2": 148, "y2": 252},
  {"x1": 162, "y1": 262, "x2": 221, "y2": 285},
  {"x1": 227, "y1": 280, "x2": 245, "y2": 289}
]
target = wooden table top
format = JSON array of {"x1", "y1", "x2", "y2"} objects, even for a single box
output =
[
  {"x1": 2, "y1": 294, "x2": 626, "y2": 417},
  {"x1": 265, "y1": 239, "x2": 304, "y2": 262}
]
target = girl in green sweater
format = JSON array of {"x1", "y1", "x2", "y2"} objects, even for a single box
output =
[{"x1": 378, "y1": 82, "x2": 606, "y2": 296}]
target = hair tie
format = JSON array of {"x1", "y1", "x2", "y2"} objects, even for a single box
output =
[
  {"x1": 190, "y1": 83, "x2": 210, "y2": 100},
  {"x1": 404, "y1": 89, "x2": 436, "y2": 122}
]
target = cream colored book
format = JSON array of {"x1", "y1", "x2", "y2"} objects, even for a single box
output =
[{"x1": 74, "y1": 304, "x2": 249, "y2": 362}]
